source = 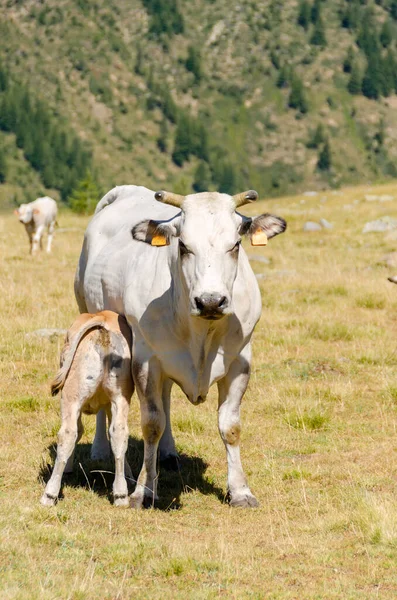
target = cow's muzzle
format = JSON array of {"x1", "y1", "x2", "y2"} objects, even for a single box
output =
[{"x1": 194, "y1": 293, "x2": 229, "y2": 319}]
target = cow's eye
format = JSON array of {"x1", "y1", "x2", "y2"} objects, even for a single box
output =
[
  {"x1": 229, "y1": 240, "x2": 241, "y2": 253},
  {"x1": 179, "y1": 240, "x2": 192, "y2": 255}
]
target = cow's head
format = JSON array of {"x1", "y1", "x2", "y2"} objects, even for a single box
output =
[
  {"x1": 14, "y1": 204, "x2": 35, "y2": 224},
  {"x1": 132, "y1": 190, "x2": 286, "y2": 320}
]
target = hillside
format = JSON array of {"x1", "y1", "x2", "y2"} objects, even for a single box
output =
[{"x1": 1, "y1": 0, "x2": 397, "y2": 207}]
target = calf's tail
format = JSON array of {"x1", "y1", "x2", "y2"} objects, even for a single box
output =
[{"x1": 51, "y1": 314, "x2": 109, "y2": 396}]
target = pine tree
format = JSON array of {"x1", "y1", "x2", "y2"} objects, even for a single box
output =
[
  {"x1": 347, "y1": 62, "x2": 362, "y2": 94},
  {"x1": 297, "y1": 0, "x2": 311, "y2": 30},
  {"x1": 276, "y1": 64, "x2": 290, "y2": 88},
  {"x1": 310, "y1": 15, "x2": 327, "y2": 47},
  {"x1": 288, "y1": 75, "x2": 308, "y2": 113},
  {"x1": 306, "y1": 124, "x2": 325, "y2": 148},
  {"x1": 193, "y1": 161, "x2": 212, "y2": 192},
  {"x1": 172, "y1": 113, "x2": 192, "y2": 166},
  {"x1": 317, "y1": 140, "x2": 331, "y2": 171},
  {"x1": 185, "y1": 46, "x2": 202, "y2": 83},
  {"x1": 157, "y1": 116, "x2": 168, "y2": 153},
  {"x1": 217, "y1": 162, "x2": 237, "y2": 195},
  {"x1": 311, "y1": 0, "x2": 322, "y2": 24},
  {"x1": 343, "y1": 47, "x2": 355, "y2": 73},
  {"x1": 362, "y1": 57, "x2": 381, "y2": 99},
  {"x1": 391, "y1": 0, "x2": 397, "y2": 20},
  {"x1": 68, "y1": 171, "x2": 100, "y2": 214},
  {"x1": 380, "y1": 19, "x2": 393, "y2": 47}
]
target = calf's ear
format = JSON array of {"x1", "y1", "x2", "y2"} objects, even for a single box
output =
[
  {"x1": 13, "y1": 209, "x2": 19, "y2": 216},
  {"x1": 132, "y1": 216, "x2": 181, "y2": 247},
  {"x1": 33, "y1": 208, "x2": 40, "y2": 215},
  {"x1": 238, "y1": 213, "x2": 287, "y2": 246}
]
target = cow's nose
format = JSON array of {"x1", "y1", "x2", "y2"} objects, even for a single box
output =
[{"x1": 195, "y1": 293, "x2": 228, "y2": 317}]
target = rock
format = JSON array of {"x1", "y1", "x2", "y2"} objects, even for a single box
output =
[
  {"x1": 382, "y1": 252, "x2": 397, "y2": 268},
  {"x1": 319, "y1": 218, "x2": 333, "y2": 230},
  {"x1": 380, "y1": 194, "x2": 394, "y2": 202},
  {"x1": 303, "y1": 221, "x2": 322, "y2": 232},
  {"x1": 303, "y1": 191, "x2": 318, "y2": 197},
  {"x1": 364, "y1": 194, "x2": 379, "y2": 202},
  {"x1": 26, "y1": 328, "x2": 67, "y2": 340},
  {"x1": 248, "y1": 254, "x2": 271, "y2": 264},
  {"x1": 362, "y1": 217, "x2": 397, "y2": 233}
]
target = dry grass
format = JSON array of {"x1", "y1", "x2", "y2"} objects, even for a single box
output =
[{"x1": 1, "y1": 184, "x2": 397, "y2": 599}]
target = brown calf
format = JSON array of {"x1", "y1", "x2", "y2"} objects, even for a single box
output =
[{"x1": 41, "y1": 311, "x2": 134, "y2": 507}]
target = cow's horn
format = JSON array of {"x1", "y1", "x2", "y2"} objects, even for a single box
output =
[
  {"x1": 232, "y1": 190, "x2": 258, "y2": 208},
  {"x1": 154, "y1": 191, "x2": 185, "y2": 208}
]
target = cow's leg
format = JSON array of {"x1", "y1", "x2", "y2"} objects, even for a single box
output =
[
  {"x1": 91, "y1": 409, "x2": 111, "y2": 460},
  {"x1": 217, "y1": 345, "x2": 258, "y2": 508},
  {"x1": 159, "y1": 378, "x2": 178, "y2": 465},
  {"x1": 41, "y1": 402, "x2": 80, "y2": 506},
  {"x1": 32, "y1": 225, "x2": 44, "y2": 255},
  {"x1": 109, "y1": 395, "x2": 130, "y2": 507},
  {"x1": 46, "y1": 221, "x2": 55, "y2": 253},
  {"x1": 130, "y1": 357, "x2": 165, "y2": 509}
]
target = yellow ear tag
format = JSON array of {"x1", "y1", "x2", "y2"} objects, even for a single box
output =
[
  {"x1": 151, "y1": 234, "x2": 168, "y2": 246},
  {"x1": 251, "y1": 230, "x2": 268, "y2": 246}
]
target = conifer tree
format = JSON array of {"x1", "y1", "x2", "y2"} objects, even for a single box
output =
[
  {"x1": 347, "y1": 62, "x2": 362, "y2": 95},
  {"x1": 311, "y1": 0, "x2": 321, "y2": 24},
  {"x1": 193, "y1": 161, "x2": 212, "y2": 192},
  {"x1": 362, "y1": 57, "x2": 381, "y2": 99},
  {"x1": 380, "y1": 19, "x2": 393, "y2": 47},
  {"x1": 172, "y1": 113, "x2": 192, "y2": 166},
  {"x1": 68, "y1": 171, "x2": 100, "y2": 214},
  {"x1": 297, "y1": 0, "x2": 311, "y2": 30},
  {"x1": 157, "y1": 116, "x2": 168, "y2": 153},
  {"x1": 276, "y1": 64, "x2": 290, "y2": 88},
  {"x1": 185, "y1": 46, "x2": 202, "y2": 83},
  {"x1": 288, "y1": 75, "x2": 308, "y2": 113},
  {"x1": 317, "y1": 139, "x2": 331, "y2": 171},
  {"x1": 310, "y1": 15, "x2": 327, "y2": 47},
  {"x1": 343, "y1": 47, "x2": 355, "y2": 73}
]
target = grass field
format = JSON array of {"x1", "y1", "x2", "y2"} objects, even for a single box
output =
[{"x1": 1, "y1": 183, "x2": 397, "y2": 599}]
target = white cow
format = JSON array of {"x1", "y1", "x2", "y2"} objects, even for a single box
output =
[
  {"x1": 40, "y1": 310, "x2": 133, "y2": 507},
  {"x1": 14, "y1": 196, "x2": 57, "y2": 254},
  {"x1": 75, "y1": 185, "x2": 286, "y2": 508}
]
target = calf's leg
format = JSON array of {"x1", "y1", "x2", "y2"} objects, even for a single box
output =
[
  {"x1": 217, "y1": 345, "x2": 258, "y2": 508},
  {"x1": 46, "y1": 221, "x2": 55, "y2": 253},
  {"x1": 41, "y1": 400, "x2": 80, "y2": 506},
  {"x1": 109, "y1": 395, "x2": 130, "y2": 506},
  {"x1": 32, "y1": 225, "x2": 44, "y2": 255}
]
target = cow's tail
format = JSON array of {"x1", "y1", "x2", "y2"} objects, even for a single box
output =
[
  {"x1": 94, "y1": 187, "x2": 121, "y2": 214},
  {"x1": 51, "y1": 315, "x2": 109, "y2": 396}
]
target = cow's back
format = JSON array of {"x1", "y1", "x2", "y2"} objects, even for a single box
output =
[{"x1": 32, "y1": 196, "x2": 57, "y2": 226}]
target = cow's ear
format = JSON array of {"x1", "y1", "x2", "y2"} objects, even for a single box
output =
[
  {"x1": 238, "y1": 213, "x2": 287, "y2": 246},
  {"x1": 132, "y1": 217, "x2": 181, "y2": 246},
  {"x1": 13, "y1": 209, "x2": 19, "y2": 216}
]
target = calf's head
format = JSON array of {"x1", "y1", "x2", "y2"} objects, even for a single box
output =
[
  {"x1": 132, "y1": 190, "x2": 286, "y2": 320},
  {"x1": 14, "y1": 204, "x2": 35, "y2": 224}
]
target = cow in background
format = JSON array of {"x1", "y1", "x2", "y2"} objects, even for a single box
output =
[{"x1": 14, "y1": 196, "x2": 57, "y2": 255}]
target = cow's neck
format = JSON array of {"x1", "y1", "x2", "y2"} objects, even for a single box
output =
[{"x1": 168, "y1": 262, "x2": 229, "y2": 402}]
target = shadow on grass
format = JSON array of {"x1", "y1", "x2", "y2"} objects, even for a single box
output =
[{"x1": 38, "y1": 435, "x2": 226, "y2": 510}]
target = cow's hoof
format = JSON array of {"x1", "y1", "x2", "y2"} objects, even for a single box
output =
[
  {"x1": 114, "y1": 495, "x2": 129, "y2": 508},
  {"x1": 229, "y1": 492, "x2": 259, "y2": 508},
  {"x1": 40, "y1": 493, "x2": 56, "y2": 507},
  {"x1": 159, "y1": 454, "x2": 180, "y2": 471}
]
